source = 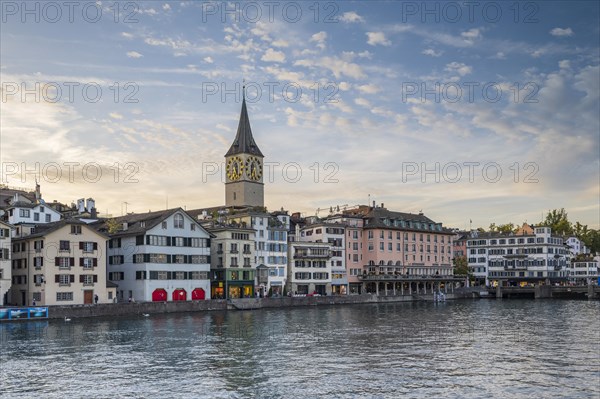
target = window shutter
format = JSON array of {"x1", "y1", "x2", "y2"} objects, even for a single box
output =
[
  {"x1": 93, "y1": 275, "x2": 98, "y2": 283},
  {"x1": 93, "y1": 258, "x2": 97, "y2": 267},
  {"x1": 93, "y1": 242, "x2": 98, "y2": 250},
  {"x1": 146, "y1": 235, "x2": 150, "y2": 245},
  {"x1": 79, "y1": 275, "x2": 84, "y2": 283},
  {"x1": 70, "y1": 274, "x2": 75, "y2": 283},
  {"x1": 41, "y1": 240, "x2": 44, "y2": 249},
  {"x1": 206, "y1": 238, "x2": 211, "y2": 248},
  {"x1": 55, "y1": 257, "x2": 60, "y2": 266},
  {"x1": 109, "y1": 240, "x2": 113, "y2": 249},
  {"x1": 70, "y1": 257, "x2": 75, "y2": 266},
  {"x1": 79, "y1": 242, "x2": 84, "y2": 250},
  {"x1": 55, "y1": 274, "x2": 60, "y2": 283},
  {"x1": 79, "y1": 258, "x2": 84, "y2": 267},
  {"x1": 120, "y1": 255, "x2": 124, "y2": 264}
]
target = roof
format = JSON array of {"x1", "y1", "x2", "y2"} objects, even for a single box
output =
[
  {"x1": 106, "y1": 281, "x2": 119, "y2": 288},
  {"x1": 353, "y1": 206, "x2": 454, "y2": 235},
  {"x1": 14, "y1": 219, "x2": 108, "y2": 240},
  {"x1": 93, "y1": 208, "x2": 214, "y2": 238},
  {"x1": 224, "y1": 95, "x2": 264, "y2": 157}
]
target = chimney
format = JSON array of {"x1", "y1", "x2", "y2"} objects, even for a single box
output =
[
  {"x1": 91, "y1": 207, "x2": 97, "y2": 219},
  {"x1": 86, "y1": 198, "x2": 95, "y2": 213},
  {"x1": 372, "y1": 200, "x2": 376, "y2": 209},
  {"x1": 77, "y1": 199, "x2": 85, "y2": 214},
  {"x1": 122, "y1": 222, "x2": 128, "y2": 231},
  {"x1": 381, "y1": 203, "x2": 384, "y2": 209}
]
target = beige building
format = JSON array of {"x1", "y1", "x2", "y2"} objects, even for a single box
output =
[
  {"x1": 10, "y1": 220, "x2": 110, "y2": 306},
  {"x1": 1, "y1": 221, "x2": 13, "y2": 305}
]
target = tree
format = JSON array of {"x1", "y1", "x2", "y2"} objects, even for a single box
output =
[
  {"x1": 453, "y1": 256, "x2": 470, "y2": 276},
  {"x1": 105, "y1": 218, "x2": 120, "y2": 234},
  {"x1": 497, "y1": 223, "x2": 516, "y2": 233},
  {"x1": 540, "y1": 208, "x2": 572, "y2": 236}
]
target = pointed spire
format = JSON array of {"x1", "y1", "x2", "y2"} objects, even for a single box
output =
[{"x1": 225, "y1": 82, "x2": 263, "y2": 157}]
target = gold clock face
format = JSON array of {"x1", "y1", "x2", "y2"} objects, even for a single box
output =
[
  {"x1": 245, "y1": 156, "x2": 262, "y2": 181},
  {"x1": 226, "y1": 156, "x2": 244, "y2": 181}
]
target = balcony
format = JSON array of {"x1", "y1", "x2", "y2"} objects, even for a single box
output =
[
  {"x1": 230, "y1": 250, "x2": 239, "y2": 254},
  {"x1": 216, "y1": 250, "x2": 223, "y2": 254}
]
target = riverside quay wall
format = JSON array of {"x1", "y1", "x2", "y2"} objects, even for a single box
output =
[{"x1": 12, "y1": 293, "x2": 464, "y2": 320}]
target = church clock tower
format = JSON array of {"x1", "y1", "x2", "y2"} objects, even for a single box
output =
[{"x1": 225, "y1": 89, "x2": 264, "y2": 208}]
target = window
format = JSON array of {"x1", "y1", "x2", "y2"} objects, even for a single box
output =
[
  {"x1": 57, "y1": 274, "x2": 72, "y2": 285},
  {"x1": 34, "y1": 213, "x2": 40, "y2": 221},
  {"x1": 56, "y1": 292, "x2": 73, "y2": 301},
  {"x1": 81, "y1": 275, "x2": 97, "y2": 285},
  {"x1": 56, "y1": 257, "x2": 73, "y2": 268},
  {"x1": 70, "y1": 225, "x2": 82, "y2": 235},
  {"x1": 80, "y1": 241, "x2": 96, "y2": 252},
  {"x1": 20, "y1": 209, "x2": 31, "y2": 218},
  {"x1": 59, "y1": 240, "x2": 70, "y2": 251},
  {"x1": 162, "y1": 221, "x2": 167, "y2": 229},
  {"x1": 81, "y1": 258, "x2": 96, "y2": 268},
  {"x1": 174, "y1": 214, "x2": 184, "y2": 229},
  {"x1": 45, "y1": 214, "x2": 51, "y2": 222}
]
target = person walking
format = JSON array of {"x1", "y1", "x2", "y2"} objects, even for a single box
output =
[{"x1": 94, "y1": 294, "x2": 99, "y2": 304}]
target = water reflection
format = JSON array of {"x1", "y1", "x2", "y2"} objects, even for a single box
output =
[{"x1": 1, "y1": 300, "x2": 598, "y2": 398}]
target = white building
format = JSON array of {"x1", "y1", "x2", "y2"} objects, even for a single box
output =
[
  {"x1": 299, "y1": 222, "x2": 347, "y2": 294},
  {"x1": 565, "y1": 236, "x2": 589, "y2": 256},
  {"x1": 467, "y1": 226, "x2": 570, "y2": 286},
  {"x1": 568, "y1": 258, "x2": 599, "y2": 284},
  {"x1": 0, "y1": 221, "x2": 13, "y2": 305},
  {"x1": 287, "y1": 240, "x2": 332, "y2": 296},
  {"x1": 97, "y1": 208, "x2": 212, "y2": 302}
]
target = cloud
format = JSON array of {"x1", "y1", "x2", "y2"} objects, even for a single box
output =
[
  {"x1": 126, "y1": 51, "x2": 143, "y2": 58},
  {"x1": 461, "y1": 28, "x2": 481, "y2": 40},
  {"x1": 422, "y1": 49, "x2": 442, "y2": 57},
  {"x1": 445, "y1": 62, "x2": 472, "y2": 76},
  {"x1": 310, "y1": 31, "x2": 327, "y2": 50},
  {"x1": 294, "y1": 56, "x2": 366, "y2": 79},
  {"x1": 261, "y1": 48, "x2": 286, "y2": 63},
  {"x1": 109, "y1": 113, "x2": 124, "y2": 120},
  {"x1": 162, "y1": 3, "x2": 171, "y2": 11},
  {"x1": 550, "y1": 27, "x2": 574, "y2": 37},
  {"x1": 366, "y1": 32, "x2": 391, "y2": 46},
  {"x1": 203, "y1": 56, "x2": 213, "y2": 64},
  {"x1": 272, "y1": 39, "x2": 289, "y2": 48},
  {"x1": 340, "y1": 11, "x2": 364, "y2": 23},
  {"x1": 355, "y1": 98, "x2": 371, "y2": 108},
  {"x1": 357, "y1": 84, "x2": 381, "y2": 94},
  {"x1": 121, "y1": 32, "x2": 133, "y2": 39}
]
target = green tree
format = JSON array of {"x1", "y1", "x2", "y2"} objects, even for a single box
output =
[
  {"x1": 105, "y1": 218, "x2": 120, "y2": 234},
  {"x1": 540, "y1": 208, "x2": 573, "y2": 236},
  {"x1": 453, "y1": 255, "x2": 470, "y2": 276},
  {"x1": 497, "y1": 223, "x2": 516, "y2": 233}
]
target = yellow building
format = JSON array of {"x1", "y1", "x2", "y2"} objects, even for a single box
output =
[{"x1": 10, "y1": 220, "x2": 110, "y2": 306}]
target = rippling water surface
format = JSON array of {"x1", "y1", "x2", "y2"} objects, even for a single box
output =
[{"x1": 1, "y1": 300, "x2": 599, "y2": 398}]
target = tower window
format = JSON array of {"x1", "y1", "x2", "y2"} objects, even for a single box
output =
[{"x1": 233, "y1": 192, "x2": 237, "y2": 200}]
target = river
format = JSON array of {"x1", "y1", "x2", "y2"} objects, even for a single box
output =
[{"x1": 1, "y1": 300, "x2": 598, "y2": 398}]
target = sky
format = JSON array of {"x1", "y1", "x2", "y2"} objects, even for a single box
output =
[{"x1": 1, "y1": 1, "x2": 599, "y2": 230}]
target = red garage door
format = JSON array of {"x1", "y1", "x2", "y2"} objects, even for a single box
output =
[
  {"x1": 192, "y1": 288, "x2": 205, "y2": 300},
  {"x1": 172, "y1": 289, "x2": 187, "y2": 301},
  {"x1": 152, "y1": 289, "x2": 167, "y2": 302}
]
